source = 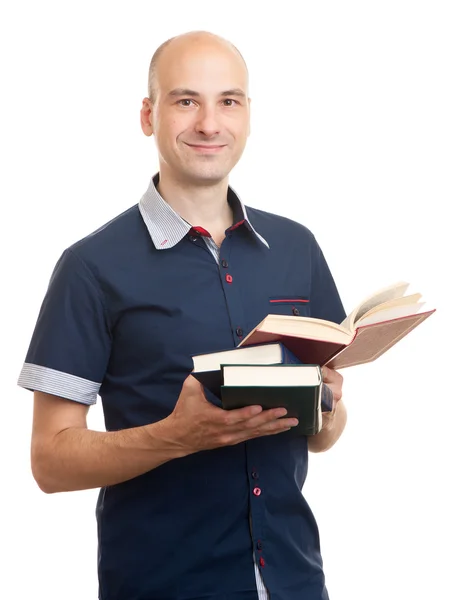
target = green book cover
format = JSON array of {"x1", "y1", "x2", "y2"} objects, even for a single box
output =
[{"x1": 220, "y1": 384, "x2": 325, "y2": 436}]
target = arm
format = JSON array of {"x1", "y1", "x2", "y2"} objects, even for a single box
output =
[
  {"x1": 308, "y1": 366, "x2": 347, "y2": 453},
  {"x1": 32, "y1": 376, "x2": 299, "y2": 493},
  {"x1": 26, "y1": 250, "x2": 187, "y2": 493},
  {"x1": 308, "y1": 399, "x2": 347, "y2": 453},
  {"x1": 31, "y1": 391, "x2": 188, "y2": 493}
]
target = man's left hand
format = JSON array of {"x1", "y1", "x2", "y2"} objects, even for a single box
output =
[{"x1": 321, "y1": 366, "x2": 343, "y2": 431}]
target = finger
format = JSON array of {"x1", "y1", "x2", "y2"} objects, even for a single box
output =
[
  {"x1": 230, "y1": 410, "x2": 298, "y2": 438},
  {"x1": 217, "y1": 404, "x2": 264, "y2": 425},
  {"x1": 258, "y1": 416, "x2": 299, "y2": 431},
  {"x1": 222, "y1": 405, "x2": 286, "y2": 427},
  {"x1": 235, "y1": 416, "x2": 299, "y2": 444},
  {"x1": 322, "y1": 366, "x2": 343, "y2": 385},
  {"x1": 244, "y1": 407, "x2": 290, "y2": 427},
  {"x1": 321, "y1": 366, "x2": 331, "y2": 381}
]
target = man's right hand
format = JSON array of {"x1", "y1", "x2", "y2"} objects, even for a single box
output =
[
  {"x1": 161, "y1": 375, "x2": 298, "y2": 454},
  {"x1": 30, "y1": 375, "x2": 296, "y2": 493}
]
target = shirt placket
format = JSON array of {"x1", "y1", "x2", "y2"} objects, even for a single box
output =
[
  {"x1": 248, "y1": 458, "x2": 270, "y2": 597},
  {"x1": 212, "y1": 233, "x2": 270, "y2": 597}
]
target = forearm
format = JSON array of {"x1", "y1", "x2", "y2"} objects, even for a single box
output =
[
  {"x1": 308, "y1": 400, "x2": 347, "y2": 453},
  {"x1": 33, "y1": 417, "x2": 187, "y2": 493}
]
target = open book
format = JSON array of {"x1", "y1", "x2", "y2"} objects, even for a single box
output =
[{"x1": 239, "y1": 282, "x2": 435, "y2": 369}]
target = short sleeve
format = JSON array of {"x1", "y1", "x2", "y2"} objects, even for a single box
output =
[
  {"x1": 309, "y1": 237, "x2": 346, "y2": 324},
  {"x1": 17, "y1": 249, "x2": 112, "y2": 405}
]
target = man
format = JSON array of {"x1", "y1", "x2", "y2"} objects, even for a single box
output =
[{"x1": 18, "y1": 31, "x2": 347, "y2": 600}]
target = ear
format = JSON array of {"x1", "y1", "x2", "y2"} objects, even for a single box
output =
[
  {"x1": 247, "y1": 96, "x2": 251, "y2": 137},
  {"x1": 140, "y1": 97, "x2": 154, "y2": 137}
]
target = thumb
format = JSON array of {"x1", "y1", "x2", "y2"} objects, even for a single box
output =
[
  {"x1": 183, "y1": 374, "x2": 222, "y2": 411},
  {"x1": 182, "y1": 374, "x2": 206, "y2": 395}
]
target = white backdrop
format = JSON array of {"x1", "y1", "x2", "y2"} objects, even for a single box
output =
[{"x1": 1, "y1": 1, "x2": 459, "y2": 599}]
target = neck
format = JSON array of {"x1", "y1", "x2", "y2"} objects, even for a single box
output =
[{"x1": 156, "y1": 167, "x2": 234, "y2": 234}]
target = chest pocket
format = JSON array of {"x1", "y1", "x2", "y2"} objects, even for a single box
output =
[{"x1": 268, "y1": 296, "x2": 310, "y2": 317}]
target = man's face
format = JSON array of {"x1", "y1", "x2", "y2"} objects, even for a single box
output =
[{"x1": 143, "y1": 40, "x2": 250, "y2": 185}]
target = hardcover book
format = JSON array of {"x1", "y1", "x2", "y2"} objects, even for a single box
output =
[
  {"x1": 220, "y1": 364, "x2": 332, "y2": 436},
  {"x1": 192, "y1": 342, "x2": 299, "y2": 396},
  {"x1": 238, "y1": 282, "x2": 435, "y2": 369}
]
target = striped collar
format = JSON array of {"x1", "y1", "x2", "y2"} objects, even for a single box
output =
[{"x1": 139, "y1": 173, "x2": 269, "y2": 250}]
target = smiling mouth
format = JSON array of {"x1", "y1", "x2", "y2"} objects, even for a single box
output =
[{"x1": 184, "y1": 143, "x2": 226, "y2": 153}]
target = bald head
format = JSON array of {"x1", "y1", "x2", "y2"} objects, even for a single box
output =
[
  {"x1": 140, "y1": 30, "x2": 251, "y2": 186},
  {"x1": 147, "y1": 31, "x2": 248, "y2": 102}
]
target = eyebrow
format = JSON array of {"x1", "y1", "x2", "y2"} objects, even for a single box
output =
[{"x1": 168, "y1": 88, "x2": 247, "y2": 98}]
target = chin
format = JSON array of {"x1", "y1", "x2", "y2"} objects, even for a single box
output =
[{"x1": 183, "y1": 165, "x2": 231, "y2": 185}]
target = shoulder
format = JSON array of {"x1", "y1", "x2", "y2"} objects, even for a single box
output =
[
  {"x1": 64, "y1": 204, "x2": 150, "y2": 273},
  {"x1": 245, "y1": 205, "x2": 318, "y2": 248},
  {"x1": 49, "y1": 204, "x2": 147, "y2": 288},
  {"x1": 69, "y1": 204, "x2": 143, "y2": 257}
]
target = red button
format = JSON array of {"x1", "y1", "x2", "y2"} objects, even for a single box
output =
[
  {"x1": 253, "y1": 487, "x2": 261, "y2": 496},
  {"x1": 225, "y1": 274, "x2": 233, "y2": 283},
  {"x1": 259, "y1": 557, "x2": 265, "y2": 567}
]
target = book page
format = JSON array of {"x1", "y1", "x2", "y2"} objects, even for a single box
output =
[
  {"x1": 258, "y1": 314, "x2": 352, "y2": 344},
  {"x1": 222, "y1": 364, "x2": 321, "y2": 387},
  {"x1": 356, "y1": 302, "x2": 425, "y2": 327},
  {"x1": 340, "y1": 281, "x2": 410, "y2": 331},
  {"x1": 357, "y1": 293, "x2": 422, "y2": 322},
  {"x1": 192, "y1": 342, "x2": 283, "y2": 372}
]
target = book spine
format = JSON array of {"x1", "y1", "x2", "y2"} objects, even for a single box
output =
[
  {"x1": 320, "y1": 383, "x2": 334, "y2": 413},
  {"x1": 281, "y1": 344, "x2": 303, "y2": 364}
]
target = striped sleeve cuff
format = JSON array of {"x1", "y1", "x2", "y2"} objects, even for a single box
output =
[{"x1": 17, "y1": 363, "x2": 100, "y2": 405}]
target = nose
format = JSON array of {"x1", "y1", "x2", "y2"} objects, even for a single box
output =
[{"x1": 194, "y1": 104, "x2": 220, "y2": 137}]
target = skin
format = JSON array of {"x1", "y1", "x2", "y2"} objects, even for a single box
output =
[
  {"x1": 139, "y1": 32, "x2": 251, "y2": 244},
  {"x1": 31, "y1": 32, "x2": 346, "y2": 495}
]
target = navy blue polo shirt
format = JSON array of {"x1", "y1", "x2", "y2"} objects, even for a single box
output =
[{"x1": 18, "y1": 175, "x2": 346, "y2": 600}]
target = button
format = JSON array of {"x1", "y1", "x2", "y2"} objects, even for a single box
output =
[
  {"x1": 189, "y1": 236, "x2": 198, "y2": 242},
  {"x1": 236, "y1": 327, "x2": 243, "y2": 337},
  {"x1": 251, "y1": 471, "x2": 259, "y2": 480},
  {"x1": 225, "y1": 274, "x2": 233, "y2": 283},
  {"x1": 292, "y1": 307, "x2": 300, "y2": 316},
  {"x1": 259, "y1": 557, "x2": 265, "y2": 567},
  {"x1": 221, "y1": 259, "x2": 228, "y2": 268},
  {"x1": 256, "y1": 541, "x2": 263, "y2": 551},
  {"x1": 253, "y1": 487, "x2": 261, "y2": 496},
  {"x1": 193, "y1": 226, "x2": 210, "y2": 237}
]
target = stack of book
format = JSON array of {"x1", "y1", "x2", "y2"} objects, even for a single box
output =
[{"x1": 191, "y1": 282, "x2": 435, "y2": 436}]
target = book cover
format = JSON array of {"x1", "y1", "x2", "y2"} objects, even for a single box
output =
[
  {"x1": 328, "y1": 311, "x2": 435, "y2": 368},
  {"x1": 219, "y1": 363, "x2": 334, "y2": 434},
  {"x1": 220, "y1": 383, "x2": 331, "y2": 436}
]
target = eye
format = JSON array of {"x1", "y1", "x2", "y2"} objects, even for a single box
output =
[
  {"x1": 222, "y1": 98, "x2": 239, "y2": 107},
  {"x1": 177, "y1": 99, "x2": 195, "y2": 107}
]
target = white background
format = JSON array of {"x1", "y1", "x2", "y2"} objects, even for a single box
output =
[{"x1": 1, "y1": 1, "x2": 459, "y2": 599}]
